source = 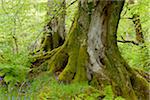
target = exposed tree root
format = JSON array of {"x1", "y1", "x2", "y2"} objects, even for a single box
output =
[
  {"x1": 31, "y1": 47, "x2": 61, "y2": 67},
  {"x1": 126, "y1": 66, "x2": 150, "y2": 99},
  {"x1": 57, "y1": 45, "x2": 88, "y2": 82}
]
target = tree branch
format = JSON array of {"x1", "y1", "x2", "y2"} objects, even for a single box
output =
[
  {"x1": 117, "y1": 40, "x2": 139, "y2": 45},
  {"x1": 121, "y1": 17, "x2": 133, "y2": 19}
]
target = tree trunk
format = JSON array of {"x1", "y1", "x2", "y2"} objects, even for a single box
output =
[
  {"x1": 32, "y1": 0, "x2": 149, "y2": 99},
  {"x1": 40, "y1": 0, "x2": 66, "y2": 52}
]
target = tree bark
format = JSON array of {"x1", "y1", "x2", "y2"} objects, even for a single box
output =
[
  {"x1": 32, "y1": 0, "x2": 149, "y2": 99},
  {"x1": 40, "y1": 0, "x2": 66, "y2": 52}
]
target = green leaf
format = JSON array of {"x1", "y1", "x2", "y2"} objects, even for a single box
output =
[
  {"x1": 115, "y1": 96, "x2": 125, "y2": 100},
  {"x1": 0, "y1": 71, "x2": 5, "y2": 76},
  {"x1": 4, "y1": 75, "x2": 14, "y2": 84}
]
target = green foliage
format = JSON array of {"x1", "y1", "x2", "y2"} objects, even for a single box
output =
[
  {"x1": 118, "y1": 0, "x2": 150, "y2": 72},
  {"x1": 0, "y1": 0, "x2": 47, "y2": 52},
  {"x1": 0, "y1": 0, "x2": 47, "y2": 90},
  {"x1": 103, "y1": 85, "x2": 125, "y2": 100},
  {"x1": 118, "y1": 43, "x2": 150, "y2": 71},
  {"x1": 103, "y1": 85, "x2": 114, "y2": 100},
  {"x1": 66, "y1": 0, "x2": 78, "y2": 32},
  {"x1": 115, "y1": 96, "x2": 125, "y2": 100},
  {"x1": 0, "y1": 50, "x2": 31, "y2": 91},
  {"x1": 0, "y1": 73, "x2": 101, "y2": 99},
  {"x1": 28, "y1": 73, "x2": 92, "y2": 99}
]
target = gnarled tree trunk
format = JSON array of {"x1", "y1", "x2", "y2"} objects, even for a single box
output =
[{"x1": 32, "y1": 0, "x2": 149, "y2": 99}]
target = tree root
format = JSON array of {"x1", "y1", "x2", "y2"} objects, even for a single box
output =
[
  {"x1": 31, "y1": 47, "x2": 61, "y2": 67},
  {"x1": 126, "y1": 66, "x2": 150, "y2": 99}
]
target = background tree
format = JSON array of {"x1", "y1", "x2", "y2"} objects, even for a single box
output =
[{"x1": 39, "y1": 0, "x2": 66, "y2": 52}]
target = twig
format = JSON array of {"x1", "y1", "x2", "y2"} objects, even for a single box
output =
[
  {"x1": 121, "y1": 17, "x2": 133, "y2": 19},
  {"x1": 12, "y1": 35, "x2": 19, "y2": 54},
  {"x1": 117, "y1": 40, "x2": 139, "y2": 45},
  {"x1": 17, "y1": 81, "x2": 25, "y2": 100}
]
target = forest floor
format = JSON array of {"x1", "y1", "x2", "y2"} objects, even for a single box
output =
[{"x1": 0, "y1": 72, "x2": 126, "y2": 100}]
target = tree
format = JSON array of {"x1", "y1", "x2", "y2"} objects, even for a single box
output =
[
  {"x1": 32, "y1": 0, "x2": 149, "y2": 99},
  {"x1": 39, "y1": 0, "x2": 66, "y2": 52}
]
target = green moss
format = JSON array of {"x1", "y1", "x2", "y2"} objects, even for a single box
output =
[
  {"x1": 102, "y1": 54, "x2": 137, "y2": 100},
  {"x1": 74, "y1": 46, "x2": 88, "y2": 82},
  {"x1": 58, "y1": 53, "x2": 78, "y2": 82},
  {"x1": 52, "y1": 32, "x2": 63, "y2": 49},
  {"x1": 57, "y1": 17, "x2": 89, "y2": 82},
  {"x1": 130, "y1": 72, "x2": 150, "y2": 100},
  {"x1": 41, "y1": 33, "x2": 53, "y2": 51},
  {"x1": 58, "y1": 42, "x2": 80, "y2": 82},
  {"x1": 49, "y1": 51, "x2": 68, "y2": 73},
  {"x1": 58, "y1": 44, "x2": 88, "y2": 82}
]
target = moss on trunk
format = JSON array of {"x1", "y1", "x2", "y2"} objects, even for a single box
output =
[{"x1": 48, "y1": 17, "x2": 89, "y2": 82}]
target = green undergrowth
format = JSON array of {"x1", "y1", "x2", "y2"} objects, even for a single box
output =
[
  {"x1": 0, "y1": 48, "x2": 31, "y2": 91},
  {"x1": 118, "y1": 43, "x2": 150, "y2": 72},
  {"x1": 0, "y1": 72, "x2": 125, "y2": 100},
  {"x1": 26, "y1": 72, "x2": 102, "y2": 100}
]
